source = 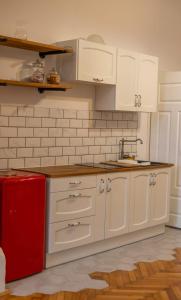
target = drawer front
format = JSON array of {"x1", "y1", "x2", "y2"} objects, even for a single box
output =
[
  {"x1": 48, "y1": 175, "x2": 97, "y2": 193},
  {"x1": 48, "y1": 188, "x2": 96, "y2": 223},
  {"x1": 47, "y1": 216, "x2": 95, "y2": 253}
]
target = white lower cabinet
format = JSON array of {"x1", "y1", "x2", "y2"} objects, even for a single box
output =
[
  {"x1": 47, "y1": 168, "x2": 170, "y2": 255},
  {"x1": 129, "y1": 171, "x2": 151, "y2": 232},
  {"x1": 150, "y1": 169, "x2": 170, "y2": 226},
  {"x1": 129, "y1": 169, "x2": 170, "y2": 232},
  {"x1": 104, "y1": 173, "x2": 129, "y2": 238}
]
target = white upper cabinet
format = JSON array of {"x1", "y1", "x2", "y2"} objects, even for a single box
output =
[
  {"x1": 138, "y1": 54, "x2": 158, "y2": 112},
  {"x1": 56, "y1": 39, "x2": 116, "y2": 85},
  {"x1": 96, "y1": 49, "x2": 158, "y2": 112}
]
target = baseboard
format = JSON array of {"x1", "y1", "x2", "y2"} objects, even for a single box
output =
[
  {"x1": 46, "y1": 224, "x2": 165, "y2": 268},
  {"x1": 167, "y1": 213, "x2": 181, "y2": 228}
]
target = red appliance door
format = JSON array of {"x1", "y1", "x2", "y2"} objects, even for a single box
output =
[{"x1": 0, "y1": 175, "x2": 46, "y2": 282}]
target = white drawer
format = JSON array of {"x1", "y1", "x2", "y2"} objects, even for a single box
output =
[
  {"x1": 48, "y1": 188, "x2": 96, "y2": 223},
  {"x1": 48, "y1": 175, "x2": 97, "y2": 193},
  {"x1": 47, "y1": 216, "x2": 95, "y2": 253}
]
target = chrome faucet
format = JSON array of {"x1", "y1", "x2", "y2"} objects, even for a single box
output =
[{"x1": 119, "y1": 138, "x2": 143, "y2": 160}]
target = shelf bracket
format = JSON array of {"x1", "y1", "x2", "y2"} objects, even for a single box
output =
[
  {"x1": 39, "y1": 50, "x2": 68, "y2": 58},
  {"x1": 38, "y1": 87, "x2": 66, "y2": 94},
  {"x1": 0, "y1": 37, "x2": 7, "y2": 43}
]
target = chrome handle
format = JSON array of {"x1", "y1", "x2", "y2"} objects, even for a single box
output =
[
  {"x1": 99, "y1": 178, "x2": 105, "y2": 193},
  {"x1": 68, "y1": 222, "x2": 80, "y2": 227},
  {"x1": 107, "y1": 178, "x2": 112, "y2": 192},
  {"x1": 135, "y1": 95, "x2": 138, "y2": 107},
  {"x1": 149, "y1": 174, "x2": 154, "y2": 186},
  {"x1": 138, "y1": 95, "x2": 142, "y2": 107},
  {"x1": 69, "y1": 180, "x2": 82, "y2": 185},
  {"x1": 93, "y1": 78, "x2": 104, "y2": 82},
  {"x1": 69, "y1": 193, "x2": 81, "y2": 198},
  {"x1": 93, "y1": 77, "x2": 99, "y2": 82}
]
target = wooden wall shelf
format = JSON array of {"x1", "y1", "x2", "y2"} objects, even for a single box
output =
[
  {"x1": 0, "y1": 34, "x2": 73, "y2": 58},
  {"x1": 0, "y1": 79, "x2": 72, "y2": 93}
]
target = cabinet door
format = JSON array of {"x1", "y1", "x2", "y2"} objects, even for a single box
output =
[
  {"x1": 150, "y1": 170, "x2": 170, "y2": 226},
  {"x1": 116, "y1": 49, "x2": 139, "y2": 111},
  {"x1": 129, "y1": 171, "x2": 151, "y2": 232},
  {"x1": 138, "y1": 54, "x2": 158, "y2": 112},
  {"x1": 78, "y1": 39, "x2": 116, "y2": 84},
  {"x1": 105, "y1": 173, "x2": 129, "y2": 238}
]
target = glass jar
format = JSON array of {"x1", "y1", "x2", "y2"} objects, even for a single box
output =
[
  {"x1": 19, "y1": 62, "x2": 34, "y2": 82},
  {"x1": 47, "y1": 68, "x2": 61, "y2": 84},
  {"x1": 31, "y1": 59, "x2": 45, "y2": 83}
]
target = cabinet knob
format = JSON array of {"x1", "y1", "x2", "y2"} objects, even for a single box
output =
[
  {"x1": 135, "y1": 95, "x2": 138, "y2": 107},
  {"x1": 107, "y1": 178, "x2": 112, "y2": 192}
]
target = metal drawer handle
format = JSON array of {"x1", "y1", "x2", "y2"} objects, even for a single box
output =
[
  {"x1": 69, "y1": 193, "x2": 82, "y2": 198},
  {"x1": 93, "y1": 77, "x2": 99, "y2": 81},
  {"x1": 107, "y1": 178, "x2": 112, "y2": 192},
  {"x1": 99, "y1": 178, "x2": 105, "y2": 193},
  {"x1": 138, "y1": 95, "x2": 142, "y2": 107},
  {"x1": 68, "y1": 222, "x2": 81, "y2": 227},
  {"x1": 69, "y1": 180, "x2": 82, "y2": 185}
]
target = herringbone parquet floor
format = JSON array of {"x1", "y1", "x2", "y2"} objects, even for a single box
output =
[{"x1": 2, "y1": 248, "x2": 181, "y2": 300}]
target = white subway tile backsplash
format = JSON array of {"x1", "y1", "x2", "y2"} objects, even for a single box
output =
[
  {"x1": 70, "y1": 138, "x2": 82, "y2": 146},
  {"x1": 56, "y1": 156, "x2": 68, "y2": 165},
  {"x1": 63, "y1": 147, "x2": 75, "y2": 155},
  {"x1": 34, "y1": 107, "x2": 49, "y2": 117},
  {"x1": 8, "y1": 158, "x2": 25, "y2": 168},
  {"x1": 0, "y1": 127, "x2": 17, "y2": 137},
  {"x1": 56, "y1": 119, "x2": 69, "y2": 128},
  {"x1": 0, "y1": 116, "x2": 8, "y2": 126},
  {"x1": 41, "y1": 138, "x2": 55, "y2": 147},
  {"x1": 70, "y1": 119, "x2": 82, "y2": 128},
  {"x1": 49, "y1": 147, "x2": 62, "y2": 156},
  {"x1": 26, "y1": 118, "x2": 41, "y2": 128},
  {"x1": 9, "y1": 117, "x2": 25, "y2": 127},
  {"x1": 56, "y1": 138, "x2": 69, "y2": 146},
  {"x1": 64, "y1": 110, "x2": 76, "y2": 119},
  {"x1": 0, "y1": 159, "x2": 8, "y2": 169},
  {"x1": 0, "y1": 138, "x2": 8, "y2": 148},
  {"x1": 1, "y1": 105, "x2": 17, "y2": 116},
  {"x1": 18, "y1": 106, "x2": 34, "y2": 117},
  {"x1": 0, "y1": 104, "x2": 138, "y2": 168},
  {"x1": 18, "y1": 128, "x2": 33, "y2": 137},
  {"x1": 25, "y1": 158, "x2": 40, "y2": 168},
  {"x1": 26, "y1": 138, "x2": 41, "y2": 147},
  {"x1": 34, "y1": 147, "x2": 49, "y2": 157},
  {"x1": 63, "y1": 128, "x2": 76, "y2": 137},
  {"x1": 17, "y1": 148, "x2": 33, "y2": 158},
  {"x1": 42, "y1": 118, "x2": 56, "y2": 128},
  {"x1": 34, "y1": 128, "x2": 48, "y2": 137}
]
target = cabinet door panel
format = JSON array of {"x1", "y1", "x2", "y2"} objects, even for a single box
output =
[
  {"x1": 78, "y1": 39, "x2": 116, "y2": 84},
  {"x1": 138, "y1": 54, "x2": 158, "y2": 112},
  {"x1": 48, "y1": 216, "x2": 95, "y2": 253},
  {"x1": 105, "y1": 173, "x2": 129, "y2": 238},
  {"x1": 116, "y1": 50, "x2": 138, "y2": 111},
  {"x1": 129, "y1": 171, "x2": 151, "y2": 232},
  {"x1": 150, "y1": 170, "x2": 170, "y2": 225}
]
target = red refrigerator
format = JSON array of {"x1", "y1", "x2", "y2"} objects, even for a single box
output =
[{"x1": 0, "y1": 170, "x2": 46, "y2": 282}]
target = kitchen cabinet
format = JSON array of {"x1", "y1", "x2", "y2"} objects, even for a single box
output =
[
  {"x1": 150, "y1": 170, "x2": 170, "y2": 226},
  {"x1": 129, "y1": 171, "x2": 151, "y2": 232},
  {"x1": 104, "y1": 173, "x2": 129, "y2": 238},
  {"x1": 95, "y1": 50, "x2": 158, "y2": 112},
  {"x1": 129, "y1": 169, "x2": 170, "y2": 232},
  {"x1": 56, "y1": 39, "x2": 116, "y2": 84}
]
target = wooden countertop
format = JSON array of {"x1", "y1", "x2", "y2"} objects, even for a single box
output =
[{"x1": 18, "y1": 162, "x2": 174, "y2": 178}]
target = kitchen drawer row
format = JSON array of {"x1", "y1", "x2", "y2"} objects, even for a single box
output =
[{"x1": 46, "y1": 168, "x2": 170, "y2": 254}]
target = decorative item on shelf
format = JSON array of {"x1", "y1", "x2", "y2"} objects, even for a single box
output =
[
  {"x1": 46, "y1": 68, "x2": 61, "y2": 84},
  {"x1": 19, "y1": 62, "x2": 34, "y2": 82},
  {"x1": 14, "y1": 20, "x2": 28, "y2": 40},
  {"x1": 31, "y1": 59, "x2": 45, "y2": 83}
]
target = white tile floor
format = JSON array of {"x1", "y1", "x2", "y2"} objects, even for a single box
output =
[{"x1": 8, "y1": 227, "x2": 181, "y2": 296}]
